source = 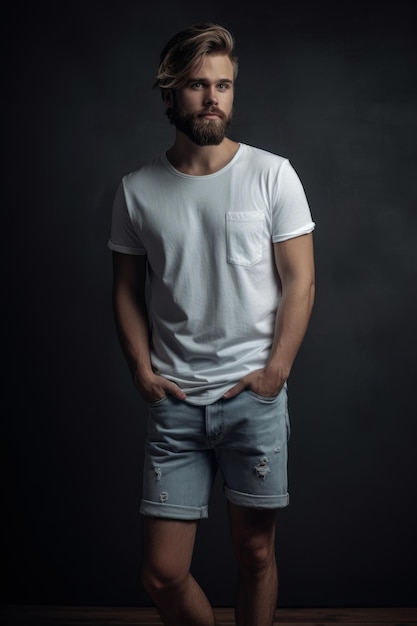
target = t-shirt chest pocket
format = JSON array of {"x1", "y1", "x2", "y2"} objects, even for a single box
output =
[{"x1": 226, "y1": 212, "x2": 265, "y2": 267}]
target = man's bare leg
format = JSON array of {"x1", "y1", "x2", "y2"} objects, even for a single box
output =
[
  {"x1": 229, "y1": 504, "x2": 278, "y2": 626},
  {"x1": 141, "y1": 517, "x2": 216, "y2": 626}
]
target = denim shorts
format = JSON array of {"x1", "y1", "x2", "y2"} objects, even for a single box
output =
[{"x1": 140, "y1": 388, "x2": 290, "y2": 520}]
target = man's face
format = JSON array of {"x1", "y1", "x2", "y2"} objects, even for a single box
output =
[{"x1": 168, "y1": 54, "x2": 235, "y2": 146}]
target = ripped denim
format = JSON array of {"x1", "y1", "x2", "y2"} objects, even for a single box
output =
[{"x1": 140, "y1": 388, "x2": 290, "y2": 520}]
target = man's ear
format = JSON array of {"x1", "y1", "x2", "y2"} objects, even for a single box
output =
[{"x1": 162, "y1": 89, "x2": 173, "y2": 107}]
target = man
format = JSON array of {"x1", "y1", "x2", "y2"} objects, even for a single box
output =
[{"x1": 109, "y1": 22, "x2": 315, "y2": 626}]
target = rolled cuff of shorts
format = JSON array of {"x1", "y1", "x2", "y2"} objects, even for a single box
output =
[
  {"x1": 140, "y1": 499, "x2": 209, "y2": 520},
  {"x1": 224, "y1": 486, "x2": 289, "y2": 509}
]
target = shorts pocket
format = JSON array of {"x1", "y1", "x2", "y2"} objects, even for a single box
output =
[
  {"x1": 147, "y1": 395, "x2": 169, "y2": 408},
  {"x1": 226, "y1": 212, "x2": 264, "y2": 267},
  {"x1": 247, "y1": 390, "x2": 279, "y2": 402}
]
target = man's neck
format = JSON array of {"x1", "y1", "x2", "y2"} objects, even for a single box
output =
[{"x1": 166, "y1": 134, "x2": 240, "y2": 176}]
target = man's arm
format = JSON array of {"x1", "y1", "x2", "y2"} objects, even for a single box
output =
[
  {"x1": 223, "y1": 233, "x2": 315, "y2": 398},
  {"x1": 112, "y1": 252, "x2": 186, "y2": 403}
]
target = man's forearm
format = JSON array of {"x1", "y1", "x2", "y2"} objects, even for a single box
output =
[
  {"x1": 112, "y1": 286, "x2": 154, "y2": 382},
  {"x1": 266, "y1": 278, "x2": 315, "y2": 382},
  {"x1": 111, "y1": 253, "x2": 186, "y2": 403},
  {"x1": 223, "y1": 275, "x2": 314, "y2": 400}
]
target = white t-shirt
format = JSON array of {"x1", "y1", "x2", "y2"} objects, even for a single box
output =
[{"x1": 109, "y1": 143, "x2": 315, "y2": 404}]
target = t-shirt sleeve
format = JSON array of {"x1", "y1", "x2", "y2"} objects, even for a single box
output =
[
  {"x1": 271, "y1": 160, "x2": 315, "y2": 243},
  {"x1": 107, "y1": 178, "x2": 147, "y2": 255}
]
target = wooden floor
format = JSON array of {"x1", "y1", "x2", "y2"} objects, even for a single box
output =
[{"x1": 0, "y1": 606, "x2": 416, "y2": 625}]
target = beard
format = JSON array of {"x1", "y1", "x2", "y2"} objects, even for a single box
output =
[{"x1": 169, "y1": 106, "x2": 233, "y2": 146}]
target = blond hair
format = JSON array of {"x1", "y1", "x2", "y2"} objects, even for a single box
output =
[{"x1": 155, "y1": 22, "x2": 238, "y2": 90}]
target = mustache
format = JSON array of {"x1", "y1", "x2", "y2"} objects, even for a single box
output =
[{"x1": 198, "y1": 107, "x2": 226, "y2": 119}]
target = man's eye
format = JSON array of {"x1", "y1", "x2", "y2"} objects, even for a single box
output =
[
  {"x1": 191, "y1": 82, "x2": 203, "y2": 89},
  {"x1": 218, "y1": 83, "x2": 230, "y2": 91}
]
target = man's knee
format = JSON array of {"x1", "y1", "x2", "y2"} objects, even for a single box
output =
[
  {"x1": 141, "y1": 517, "x2": 197, "y2": 598},
  {"x1": 230, "y1": 505, "x2": 276, "y2": 570},
  {"x1": 235, "y1": 536, "x2": 276, "y2": 574},
  {"x1": 141, "y1": 560, "x2": 189, "y2": 597}
]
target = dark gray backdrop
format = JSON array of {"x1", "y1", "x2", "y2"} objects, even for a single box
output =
[{"x1": 3, "y1": 0, "x2": 417, "y2": 609}]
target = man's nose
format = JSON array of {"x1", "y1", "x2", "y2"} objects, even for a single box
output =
[{"x1": 204, "y1": 86, "x2": 218, "y2": 105}]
